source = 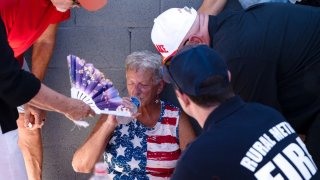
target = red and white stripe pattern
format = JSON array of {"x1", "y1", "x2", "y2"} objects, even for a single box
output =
[{"x1": 145, "y1": 104, "x2": 181, "y2": 179}]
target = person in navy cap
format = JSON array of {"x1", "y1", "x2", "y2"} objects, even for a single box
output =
[{"x1": 164, "y1": 44, "x2": 319, "y2": 180}]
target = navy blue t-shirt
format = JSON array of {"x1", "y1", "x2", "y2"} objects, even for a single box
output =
[
  {"x1": 171, "y1": 96, "x2": 319, "y2": 179},
  {"x1": 208, "y1": 3, "x2": 320, "y2": 134}
]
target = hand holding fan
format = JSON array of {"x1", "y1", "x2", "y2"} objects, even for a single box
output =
[{"x1": 67, "y1": 55, "x2": 132, "y2": 117}]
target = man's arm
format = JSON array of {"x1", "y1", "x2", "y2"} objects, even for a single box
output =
[
  {"x1": 198, "y1": 0, "x2": 227, "y2": 15},
  {"x1": 18, "y1": 23, "x2": 58, "y2": 180},
  {"x1": 31, "y1": 23, "x2": 58, "y2": 81},
  {"x1": 178, "y1": 112, "x2": 197, "y2": 151},
  {"x1": 72, "y1": 115, "x2": 117, "y2": 173},
  {"x1": 28, "y1": 83, "x2": 94, "y2": 120},
  {"x1": 0, "y1": 18, "x2": 94, "y2": 120}
]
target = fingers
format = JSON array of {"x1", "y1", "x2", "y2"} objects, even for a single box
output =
[
  {"x1": 131, "y1": 112, "x2": 141, "y2": 118},
  {"x1": 66, "y1": 102, "x2": 95, "y2": 121},
  {"x1": 31, "y1": 113, "x2": 44, "y2": 130},
  {"x1": 88, "y1": 108, "x2": 95, "y2": 117},
  {"x1": 23, "y1": 105, "x2": 46, "y2": 130},
  {"x1": 24, "y1": 111, "x2": 33, "y2": 128},
  {"x1": 106, "y1": 115, "x2": 118, "y2": 127},
  {"x1": 26, "y1": 116, "x2": 45, "y2": 130},
  {"x1": 122, "y1": 97, "x2": 134, "y2": 109},
  {"x1": 99, "y1": 114, "x2": 109, "y2": 121}
]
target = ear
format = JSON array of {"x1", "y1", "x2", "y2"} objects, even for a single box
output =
[
  {"x1": 188, "y1": 36, "x2": 205, "y2": 45},
  {"x1": 174, "y1": 89, "x2": 190, "y2": 107}
]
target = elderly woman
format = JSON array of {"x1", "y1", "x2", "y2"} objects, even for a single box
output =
[{"x1": 72, "y1": 51, "x2": 196, "y2": 179}]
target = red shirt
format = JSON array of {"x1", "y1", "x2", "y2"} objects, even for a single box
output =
[{"x1": 1, "y1": 0, "x2": 70, "y2": 65}]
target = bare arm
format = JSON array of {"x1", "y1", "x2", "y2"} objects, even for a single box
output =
[
  {"x1": 72, "y1": 115, "x2": 117, "y2": 173},
  {"x1": 18, "y1": 24, "x2": 58, "y2": 180},
  {"x1": 23, "y1": 23, "x2": 58, "y2": 125},
  {"x1": 178, "y1": 112, "x2": 197, "y2": 151},
  {"x1": 198, "y1": 0, "x2": 227, "y2": 15},
  {"x1": 29, "y1": 83, "x2": 94, "y2": 120},
  {"x1": 31, "y1": 24, "x2": 57, "y2": 81},
  {"x1": 22, "y1": 23, "x2": 58, "y2": 128}
]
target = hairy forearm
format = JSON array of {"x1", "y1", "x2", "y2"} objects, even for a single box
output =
[
  {"x1": 31, "y1": 24, "x2": 57, "y2": 81},
  {"x1": 72, "y1": 116, "x2": 116, "y2": 173},
  {"x1": 31, "y1": 43, "x2": 54, "y2": 81},
  {"x1": 29, "y1": 84, "x2": 72, "y2": 113}
]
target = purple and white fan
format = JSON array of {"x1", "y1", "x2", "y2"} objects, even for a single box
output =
[{"x1": 67, "y1": 55, "x2": 131, "y2": 117}]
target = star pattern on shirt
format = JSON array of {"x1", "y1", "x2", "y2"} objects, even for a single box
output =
[
  {"x1": 120, "y1": 124, "x2": 130, "y2": 137},
  {"x1": 132, "y1": 135, "x2": 142, "y2": 149},
  {"x1": 109, "y1": 135, "x2": 117, "y2": 145},
  {"x1": 128, "y1": 157, "x2": 141, "y2": 170},
  {"x1": 117, "y1": 145, "x2": 126, "y2": 157}
]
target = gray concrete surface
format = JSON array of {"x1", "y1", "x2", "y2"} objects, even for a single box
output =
[{"x1": 31, "y1": 0, "x2": 241, "y2": 179}]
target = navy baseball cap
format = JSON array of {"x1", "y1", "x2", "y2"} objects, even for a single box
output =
[{"x1": 165, "y1": 45, "x2": 229, "y2": 96}]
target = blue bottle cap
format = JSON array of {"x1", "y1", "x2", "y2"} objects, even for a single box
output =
[{"x1": 130, "y1": 97, "x2": 141, "y2": 108}]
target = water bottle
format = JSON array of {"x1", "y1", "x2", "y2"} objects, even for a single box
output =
[
  {"x1": 116, "y1": 97, "x2": 141, "y2": 124},
  {"x1": 89, "y1": 162, "x2": 110, "y2": 180}
]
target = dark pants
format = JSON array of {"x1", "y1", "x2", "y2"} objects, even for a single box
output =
[{"x1": 306, "y1": 114, "x2": 320, "y2": 168}]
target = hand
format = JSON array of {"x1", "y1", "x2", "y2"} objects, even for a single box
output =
[
  {"x1": 24, "y1": 104, "x2": 46, "y2": 130},
  {"x1": 64, "y1": 99, "x2": 95, "y2": 121},
  {"x1": 101, "y1": 114, "x2": 118, "y2": 128},
  {"x1": 122, "y1": 97, "x2": 141, "y2": 118}
]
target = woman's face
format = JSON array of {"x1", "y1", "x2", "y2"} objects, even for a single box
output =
[{"x1": 126, "y1": 69, "x2": 161, "y2": 107}]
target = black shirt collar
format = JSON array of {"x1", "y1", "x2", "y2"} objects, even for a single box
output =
[{"x1": 203, "y1": 96, "x2": 246, "y2": 131}]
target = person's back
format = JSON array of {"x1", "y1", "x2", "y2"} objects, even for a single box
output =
[
  {"x1": 173, "y1": 96, "x2": 319, "y2": 179},
  {"x1": 210, "y1": 3, "x2": 320, "y2": 134}
]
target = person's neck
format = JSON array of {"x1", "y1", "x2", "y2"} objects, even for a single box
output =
[
  {"x1": 203, "y1": 14, "x2": 211, "y2": 46},
  {"x1": 198, "y1": 13, "x2": 210, "y2": 46},
  {"x1": 192, "y1": 104, "x2": 219, "y2": 128},
  {"x1": 137, "y1": 100, "x2": 161, "y2": 128}
]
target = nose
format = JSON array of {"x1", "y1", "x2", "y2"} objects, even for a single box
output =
[{"x1": 130, "y1": 84, "x2": 141, "y2": 97}]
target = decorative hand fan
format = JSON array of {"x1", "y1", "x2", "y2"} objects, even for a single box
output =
[{"x1": 67, "y1": 55, "x2": 132, "y2": 117}]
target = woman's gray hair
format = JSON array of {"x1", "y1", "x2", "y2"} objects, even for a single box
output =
[{"x1": 125, "y1": 50, "x2": 163, "y2": 84}]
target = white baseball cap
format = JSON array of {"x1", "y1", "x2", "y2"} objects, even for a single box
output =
[{"x1": 151, "y1": 7, "x2": 197, "y2": 64}]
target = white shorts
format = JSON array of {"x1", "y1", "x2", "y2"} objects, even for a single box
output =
[
  {"x1": 17, "y1": 60, "x2": 30, "y2": 113},
  {"x1": 0, "y1": 128, "x2": 28, "y2": 180}
]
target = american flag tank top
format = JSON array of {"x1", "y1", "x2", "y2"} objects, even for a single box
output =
[{"x1": 104, "y1": 100, "x2": 181, "y2": 180}]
